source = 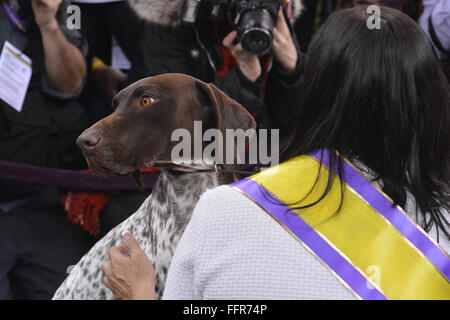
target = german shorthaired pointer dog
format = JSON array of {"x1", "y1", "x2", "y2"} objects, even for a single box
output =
[{"x1": 52, "y1": 74, "x2": 255, "y2": 299}]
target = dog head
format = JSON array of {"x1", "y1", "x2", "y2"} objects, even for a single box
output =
[{"x1": 76, "y1": 73, "x2": 256, "y2": 189}]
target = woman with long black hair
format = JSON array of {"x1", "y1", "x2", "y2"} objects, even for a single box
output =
[{"x1": 101, "y1": 6, "x2": 450, "y2": 299}]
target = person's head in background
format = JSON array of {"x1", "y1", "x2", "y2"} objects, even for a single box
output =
[
  {"x1": 338, "y1": 0, "x2": 423, "y2": 20},
  {"x1": 284, "y1": 6, "x2": 450, "y2": 240}
]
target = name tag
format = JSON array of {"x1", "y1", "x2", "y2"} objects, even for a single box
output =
[{"x1": 0, "y1": 41, "x2": 32, "y2": 112}]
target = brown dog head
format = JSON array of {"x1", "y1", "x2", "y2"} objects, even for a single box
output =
[{"x1": 76, "y1": 73, "x2": 256, "y2": 189}]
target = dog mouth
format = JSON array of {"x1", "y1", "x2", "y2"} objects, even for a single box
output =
[
  {"x1": 131, "y1": 153, "x2": 158, "y2": 191},
  {"x1": 84, "y1": 154, "x2": 131, "y2": 179},
  {"x1": 85, "y1": 153, "x2": 158, "y2": 191},
  {"x1": 86, "y1": 159, "x2": 113, "y2": 178}
]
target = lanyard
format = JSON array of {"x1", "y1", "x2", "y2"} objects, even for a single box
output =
[{"x1": 1, "y1": 0, "x2": 27, "y2": 34}]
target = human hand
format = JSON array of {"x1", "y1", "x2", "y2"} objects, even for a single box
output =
[
  {"x1": 92, "y1": 58, "x2": 127, "y2": 98},
  {"x1": 102, "y1": 232, "x2": 156, "y2": 300},
  {"x1": 273, "y1": 8, "x2": 298, "y2": 72},
  {"x1": 223, "y1": 31, "x2": 262, "y2": 82},
  {"x1": 32, "y1": 0, "x2": 62, "y2": 31}
]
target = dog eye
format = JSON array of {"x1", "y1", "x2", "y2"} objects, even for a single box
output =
[{"x1": 140, "y1": 96, "x2": 155, "y2": 106}]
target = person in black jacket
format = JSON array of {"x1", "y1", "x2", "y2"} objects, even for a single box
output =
[{"x1": 0, "y1": 0, "x2": 95, "y2": 299}]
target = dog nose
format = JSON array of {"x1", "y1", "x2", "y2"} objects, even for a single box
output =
[{"x1": 77, "y1": 130, "x2": 101, "y2": 150}]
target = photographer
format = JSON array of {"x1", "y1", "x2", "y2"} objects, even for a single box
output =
[
  {"x1": 0, "y1": 0, "x2": 93, "y2": 299},
  {"x1": 90, "y1": 0, "x2": 304, "y2": 136}
]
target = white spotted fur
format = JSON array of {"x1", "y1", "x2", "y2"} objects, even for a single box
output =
[{"x1": 53, "y1": 170, "x2": 219, "y2": 299}]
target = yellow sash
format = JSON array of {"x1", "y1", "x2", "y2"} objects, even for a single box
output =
[{"x1": 232, "y1": 154, "x2": 450, "y2": 299}]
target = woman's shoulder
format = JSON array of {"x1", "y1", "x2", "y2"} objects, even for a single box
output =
[
  {"x1": 182, "y1": 183, "x2": 356, "y2": 299},
  {"x1": 190, "y1": 183, "x2": 287, "y2": 243},
  {"x1": 191, "y1": 184, "x2": 309, "y2": 255},
  {"x1": 193, "y1": 184, "x2": 262, "y2": 223},
  {"x1": 198, "y1": 184, "x2": 250, "y2": 204}
]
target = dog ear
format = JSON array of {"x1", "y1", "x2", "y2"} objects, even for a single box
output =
[
  {"x1": 194, "y1": 80, "x2": 256, "y2": 133},
  {"x1": 194, "y1": 79, "x2": 257, "y2": 167}
]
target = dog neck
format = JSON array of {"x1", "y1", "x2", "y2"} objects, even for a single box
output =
[
  {"x1": 155, "y1": 160, "x2": 238, "y2": 186},
  {"x1": 155, "y1": 161, "x2": 214, "y2": 173},
  {"x1": 160, "y1": 166, "x2": 235, "y2": 185},
  {"x1": 148, "y1": 169, "x2": 220, "y2": 234}
]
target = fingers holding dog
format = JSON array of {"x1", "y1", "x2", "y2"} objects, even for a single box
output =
[{"x1": 102, "y1": 233, "x2": 156, "y2": 300}]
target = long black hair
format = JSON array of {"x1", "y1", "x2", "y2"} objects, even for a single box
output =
[{"x1": 283, "y1": 6, "x2": 450, "y2": 240}]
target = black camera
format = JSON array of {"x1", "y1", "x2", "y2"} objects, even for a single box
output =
[{"x1": 181, "y1": 0, "x2": 282, "y2": 56}]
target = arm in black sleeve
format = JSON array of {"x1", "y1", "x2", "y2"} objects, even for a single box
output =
[
  {"x1": 104, "y1": 1, "x2": 144, "y2": 62},
  {"x1": 263, "y1": 51, "x2": 305, "y2": 137},
  {"x1": 214, "y1": 67, "x2": 264, "y2": 115}
]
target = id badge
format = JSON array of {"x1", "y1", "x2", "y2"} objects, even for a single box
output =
[{"x1": 0, "y1": 41, "x2": 32, "y2": 112}]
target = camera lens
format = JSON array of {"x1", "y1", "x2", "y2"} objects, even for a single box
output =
[{"x1": 239, "y1": 9, "x2": 275, "y2": 56}]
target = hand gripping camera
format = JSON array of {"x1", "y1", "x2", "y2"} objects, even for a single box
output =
[{"x1": 181, "y1": 0, "x2": 288, "y2": 56}]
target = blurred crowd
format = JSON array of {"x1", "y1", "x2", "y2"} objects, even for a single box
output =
[{"x1": 0, "y1": 0, "x2": 448, "y2": 299}]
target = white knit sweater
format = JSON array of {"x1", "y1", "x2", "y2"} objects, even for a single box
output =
[{"x1": 162, "y1": 185, "x2": 450, "y2": 300}]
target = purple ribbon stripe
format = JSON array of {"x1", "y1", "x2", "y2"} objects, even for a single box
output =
[
  {"x1": 1, "y1": 1, "x2": 26, "y2": 34},
  {"x1": 310, "y1": 150, "x2": 450, "y2": 281},
  {"x1": 231, "y1": 178, "x2": 387, "y2": 300},
  {"x1": 232, "y1": 151, "x2": 450, "y2": 299}
]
